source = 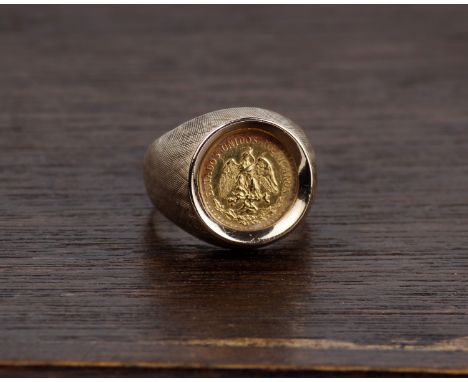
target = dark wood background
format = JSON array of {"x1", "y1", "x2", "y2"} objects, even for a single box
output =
[{"x1": 1, "y1": 5, "x2": 468, "y2": 377}]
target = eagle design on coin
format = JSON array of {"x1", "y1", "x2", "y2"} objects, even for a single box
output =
[
  {"x1": 198, "y1": 129, "x2": 299, "y2": 231},
  {"x1": 218, "y1": 147, "x2": 279, "y2": 215}
]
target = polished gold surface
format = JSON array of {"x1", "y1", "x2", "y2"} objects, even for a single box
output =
[{"x1": 198, "y1": 127, "x2": 298, "y2": 232}]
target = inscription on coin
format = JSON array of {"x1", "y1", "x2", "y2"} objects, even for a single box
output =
[{"x1": 198, "y1": 128, "x2": 298, "y2": 231}]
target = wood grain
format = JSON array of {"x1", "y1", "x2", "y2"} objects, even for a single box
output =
[{"x1": 1, "y1": 5, "x2": 468, "y2": 376}]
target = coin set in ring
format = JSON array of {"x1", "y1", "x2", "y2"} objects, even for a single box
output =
[{"x1": 144, "y1": 107, "x2": 316, "y2": 248}]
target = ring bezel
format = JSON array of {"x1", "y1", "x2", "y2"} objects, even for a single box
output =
[{"x1": 189, "y1": 118, "x2": 314, "y2": 247}]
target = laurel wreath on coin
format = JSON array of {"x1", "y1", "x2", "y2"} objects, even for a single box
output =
[{"x1": 213, "y1": 198, "x2": 278, "y2": 227}]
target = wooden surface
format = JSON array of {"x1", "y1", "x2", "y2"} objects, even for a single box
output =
[{"x1": 1, "y1": 5, "x2": 468, "y2": 377}]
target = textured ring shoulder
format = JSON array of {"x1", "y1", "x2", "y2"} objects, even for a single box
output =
[{"x1": 144, "y1": 107, "x2": 317, "y2": 248}]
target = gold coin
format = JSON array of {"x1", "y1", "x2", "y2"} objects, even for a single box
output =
[{"x1": 197, "y1": 125, "x2": 299, "y2": 232}]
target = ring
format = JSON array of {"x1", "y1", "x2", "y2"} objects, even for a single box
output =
[{"x1": 144, "y1": 107, "x2": 317, "y2": 248}]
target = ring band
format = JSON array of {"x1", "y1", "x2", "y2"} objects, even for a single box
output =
[{"x1": 144, "y1": 107, "x2": 317, "y2": 248}]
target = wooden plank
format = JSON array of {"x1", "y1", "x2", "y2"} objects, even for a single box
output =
[{"x1": 0, "y1": 5, "x2": 467, "y2": 376}]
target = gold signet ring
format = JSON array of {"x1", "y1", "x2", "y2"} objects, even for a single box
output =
[{"x1": 144, "y1": 107, "x2": 317, "y2": 248}]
